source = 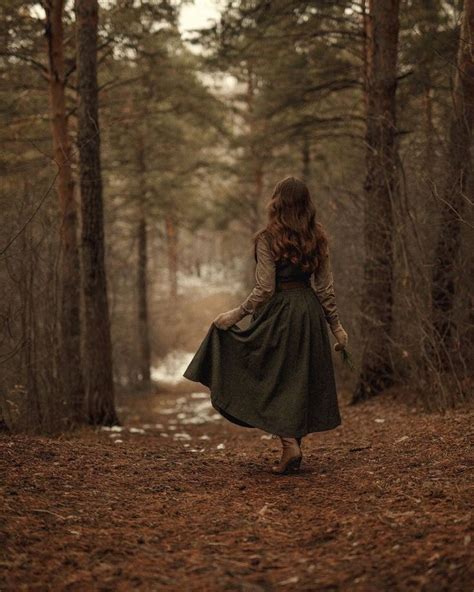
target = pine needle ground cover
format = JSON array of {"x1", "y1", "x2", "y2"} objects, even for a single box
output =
[{"x1": 1, "y1": 388, "x2": 472, "y2": 591}]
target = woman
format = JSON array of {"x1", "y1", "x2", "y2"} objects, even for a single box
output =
[{"x1": 183, "y1": 176, "x2": 348, "y2": 474}]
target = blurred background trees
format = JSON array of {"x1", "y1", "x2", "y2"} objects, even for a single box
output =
[{"x1": 0, "y1": 0, "x2": 472, "y2": 433}]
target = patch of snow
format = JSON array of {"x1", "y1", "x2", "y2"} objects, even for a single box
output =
[
  {"x1": 151, "y1": 351, "x2": 195, "y2": 385},
  {"x1": 129, "y1": 427, "x2": 146, "y2": 434},
  {"x1": 216, "y1": 443, "x2": 225, "y2": 450},
  {"x1": 181, "y1": 406, "x2": 222, "y2": 426},
  {"x1": 191, "y1": 401, "x2": 211, "y2": 413},
  {"x1": 156, "y1": 394, "x2": 222, "y2": 427},
  {"x1": 174, "y1": 432, "x2": 192, "y2": 440},
  {"x1": 190, "y1": 392, "x2": 208, "y2": 399},
  {"x1": 167, "y1": 262, "x2": 245, "y2": 298}
]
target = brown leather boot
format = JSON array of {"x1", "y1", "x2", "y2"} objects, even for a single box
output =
[{"x1": 272, "y1": 436, "x2": 302, "y2": 474}]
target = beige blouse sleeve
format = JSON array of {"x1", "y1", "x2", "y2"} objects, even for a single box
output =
[
  {"x1": 311, "y1": 249, "x2": 341, "y2": 330},
  {"x1": 238, "y1": 235, "x2": 276, "y2": 317}
]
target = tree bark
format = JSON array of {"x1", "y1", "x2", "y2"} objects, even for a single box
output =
[
  {"x1": 352, "y1": 0, "x2": 400, "y2": 403},
  {"x1": 419, "y1": 0, "x2": 438, "y2": 179},
  {"x1": 165, "y1": 215, "x2": 178, "y2": 300},
  {"x1": 45, "y1": 0, "x2": 85, "y2": 425},
  {"x1": 246, "y1": 68, "x2": 265, "y2": 235},
  {"x1": 361, "y1": 0, "x2": 371, "y2": 114},
  {"x1": 137, "y1": 215, "x2": 151, "y2": 385},
  {"x1": 75, "y1": 0, "x2": 118, "y2": 425},
  {"x1": 136, "y1": 138, "x2": 151, "y2": 386},
  {"x1": 431, "y1": 0, "x2": 474, "y2": 366},
  {"x1": 423, "y1": 83, "x2": 434, "y2": 178}
]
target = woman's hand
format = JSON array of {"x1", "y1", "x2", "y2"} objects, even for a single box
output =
[
  {"x1": 213, "y1": 307, "x2": 244, "y2": 330},
  {"x1": 330, "y1": 322, "x2": 348, "y2": 350}
]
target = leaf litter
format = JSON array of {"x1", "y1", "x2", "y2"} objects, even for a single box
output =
[{"x1": 0, "y1": 387, "x2": 472, "y2": 591}]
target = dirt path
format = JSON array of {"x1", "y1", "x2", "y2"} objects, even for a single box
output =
[{"x1": 1, "y1": 387, "x2": 472, "y2": 591}]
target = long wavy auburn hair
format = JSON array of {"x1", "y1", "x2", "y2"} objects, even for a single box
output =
[{"x1": 254, "y1": 176, "x2": 328, "y2": 273}]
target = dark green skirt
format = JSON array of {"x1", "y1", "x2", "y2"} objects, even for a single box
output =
[{"x1": 183, "y1": 285, "x2": 341, "y2": 438}]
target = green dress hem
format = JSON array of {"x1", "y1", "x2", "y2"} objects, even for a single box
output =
[{"x1": 183, "y1": 286, "x2": 342, "y2": 439}]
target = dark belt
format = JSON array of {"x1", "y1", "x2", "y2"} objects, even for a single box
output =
[{"x1": 276, "y1": 280, "x2": 310, "y2": 290}]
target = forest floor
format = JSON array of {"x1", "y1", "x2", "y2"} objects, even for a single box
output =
[{"x1": 0, "y1": 384, "x2": 472, "y2": 591}]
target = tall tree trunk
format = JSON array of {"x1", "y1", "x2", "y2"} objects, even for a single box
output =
[
  {"x1": 21, "y1": 222, "x2": 42, "y2": 432},
  {"x1": 165, "y1": 215, "x2": 178, "y2": 300},
  {"x1": 361, "y1": 0, "x2": 371, "y2": 114},
  {"x1": 423, "y1": 82, "x2": 434, "y2": 179},
  {"x1": 136, "y1": 138, "x2": 151, "y2": 386},
  {"x1": 246, "y1": 67, "x2": 265, "y2": 235},
  {"x1": 431, "y1": 0, "x2": 474, "y2": 366},
  {"x1": 253, "y1": 163, "x2": 263, "y2": 230},
  {"x1": 137, "y1": 215, "x2": 151, "y2": 385},
  {"x1": 45, "y1": 0, "x2": 85, "y2": 425},
  {"x1": 420, "y1": 0, "x2": 438, "y2": 179},
  {"x1": 352, "y1": 0, "x2": 400, "y2": 403},
  {"x1": 75, "y1": 0, "x2": 118, "y2": 425}
]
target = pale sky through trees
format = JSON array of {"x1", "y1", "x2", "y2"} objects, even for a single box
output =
[
  {"x1": 179, "y1": 0, "x2": 236, "y2": 90},
  {"x1": 179, "y1": 0, "x2": 220, "y2": 35}
]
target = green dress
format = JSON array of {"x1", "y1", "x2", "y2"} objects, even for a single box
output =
[{"x1": 183, "y1": 233, "x2": 342, "y2": 438}]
